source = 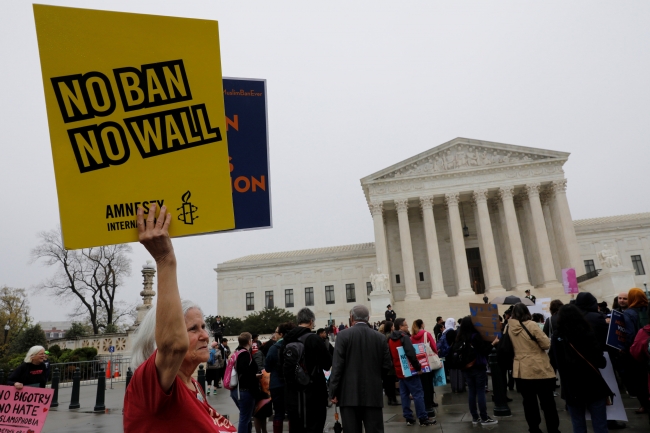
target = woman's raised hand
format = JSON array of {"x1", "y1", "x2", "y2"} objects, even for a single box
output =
[{"x1": 137, "y1": 203, "x2": 174, "y2": 264}]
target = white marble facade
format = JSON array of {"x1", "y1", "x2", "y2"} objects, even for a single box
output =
[{"x1": 216, "y1": 138, "x2": 650, "y2": 324}]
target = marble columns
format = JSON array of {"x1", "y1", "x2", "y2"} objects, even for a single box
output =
[
  {"x1": 420, "y1": 196, "x2": 445, "y2": 296},
  {"x1": 552, "y1": 180, "x2": 586, "y2": 275},
  {"x1": 499, "y1": 186, "x2": 533, "y2": 290},
  {"x1": 473, "y1": 189, "x2": 505, "y2": 293},
  {"x1": 395, "y1": 199, "x2": 420, "y2": 301},
  {"x1": 370, "y1": 202, "x2": 390, "y2": 277},
  {"x1": 526, "y1": 183, "x2": 560, "y2": 287},
  {"x1": 445, "y1": 193, "x2": 473, "y2": 294}
]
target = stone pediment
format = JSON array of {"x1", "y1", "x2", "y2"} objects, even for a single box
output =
[{"x1": 362, "y1": 138, "x2": 569, "y2": 183}]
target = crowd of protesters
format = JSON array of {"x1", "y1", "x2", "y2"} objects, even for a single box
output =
[{"x1": 121, "y1": 210, "x2": 650, "y2": 433}]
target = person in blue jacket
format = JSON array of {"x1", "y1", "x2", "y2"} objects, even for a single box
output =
[{"x1": 264, "y1": 321, "x2": 295, "y2": 433}]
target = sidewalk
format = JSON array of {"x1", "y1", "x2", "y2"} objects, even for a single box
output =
[{"x1": 42, "y1": 380, "x2": 649, "y2": 432}]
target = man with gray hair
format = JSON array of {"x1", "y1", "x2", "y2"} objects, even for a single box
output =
[
  {"x1": 282, "y1": 307, "x2": 332, "y2": 433},
  {"x1": 329, "y1": 305, "x2": 393, "y2": 433}
]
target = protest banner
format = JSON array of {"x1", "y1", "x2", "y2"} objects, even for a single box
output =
[
  {"x1": 606, "y1": 310, "x2": 627, "y2": 351},
  {"x1": 586, "y1": 352, "x2": 627, "y2": 422},
  {"x1": 432, "y1": 362, "x2": 447, "y2": 386},
  {"x1": 562, "y1": 268, "x2": 579, "y2": 294},
  {"x1": 528, "y1": 297, "x2": 551, "y2": 320},
  {"x1": 0, "y1": 385, "x2": 54, "y2": 433},
  {"x1": 397, "y1": 343, "x2": 431, "y2": 377},
  {"x1": 222, "y1": 78, "x2": 271, "y2": 231},
  {"x1": 469, "y1": 303, "x2": 502, "y2": 341},
  {"x1": 33, "y1": 5, "x2": 234, "y2": 249}
]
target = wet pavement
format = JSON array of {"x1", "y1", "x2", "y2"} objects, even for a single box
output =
[{"x1": 42, "y1": 379, "x2": 650, "y2": 432}]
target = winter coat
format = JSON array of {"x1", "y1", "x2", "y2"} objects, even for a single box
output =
[
  {"x1": 623, "y1": 307, "x2": 647, "y2": 348},
  {"x1": 630, "y1": 324, "x2": 650, "y2": 362},
  {"x1": 388, "y1": 330, "x2": 420, "y2": 379},
  {"x1": 508, "y1": 319, "x2": 555, "y2": 379},
  {"x1": 282, "y1": 326, "x2": 332, "y2": 407},
  {"x1": 410, "y1": 329, "x2": 438, "y2": 354},
  {"x1": 542, "y1": 314, "x2": 558, "y2": 337},
  {"x1": 264, "y1": 338, "x2": 285, "y2": 390},
  {"x1": 575, "y1": 292, "x2": 609, "y2": 351},
  {"x1": 551, "y1": 331, "x2": 611, "y2": 406},
  {"x1": 328, "y1": 322, "x2": 392, "y2": 407}
]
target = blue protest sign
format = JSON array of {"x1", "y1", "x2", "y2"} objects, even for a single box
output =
[
  {"x1": 606, "y1": 310, "x2": 627, "y2": 351},
  {"x1": 469, "y1": 303, "x2": 502, "y2": 341},
  {"x1": 223, "y1": 78, "x2": 272, "y2": 231}
]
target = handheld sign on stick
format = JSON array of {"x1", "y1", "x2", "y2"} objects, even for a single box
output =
[
  {"x1": 33, "y1": 5, "x2": 235, "y2": 249},
  {"x1": 0, "y1": 385, "x2": 55, "y2": 433}
]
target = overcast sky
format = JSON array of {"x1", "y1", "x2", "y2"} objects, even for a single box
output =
[{"x1": 1, "y1": 1, "x2": 649, "y2": 323}]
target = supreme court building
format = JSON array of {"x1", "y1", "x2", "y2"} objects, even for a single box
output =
[{"x1": 216, "y1": 138, "x2": 650, "y2": 324}]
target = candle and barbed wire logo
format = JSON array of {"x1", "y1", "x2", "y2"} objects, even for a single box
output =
[{"x1": 177, "y1": 190, "x2": 198, "y2": 224}]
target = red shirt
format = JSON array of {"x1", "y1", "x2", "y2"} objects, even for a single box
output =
[{"x1": 123, "y1": 350, "x2": 235, "y2": 433}]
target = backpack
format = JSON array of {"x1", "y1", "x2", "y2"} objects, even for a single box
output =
[
  {"x1": 497, "y1": 321, "x2": 538, "y2": 371},
  {"x1": 497, "y1": 326, "x2": 515, "y2": 371},
  {"x1": 447, "y1": 338, "x2": 477, "y2": 370},
  {"x1": 223, "y1": 349, "x2": 249, "y2": 390},
  {"x1": 437, "y1": 333, "x2": 451, "y2": 358},
  {"x1": 208, "y1": 348, "x2": 217, "y2": 366},
  {"x1": 282, "y1": 333, "x2": 313, "y2": 391}
]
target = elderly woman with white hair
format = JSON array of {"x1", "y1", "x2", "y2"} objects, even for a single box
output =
[
  {"x1": 123, "y1": 204, "x2": 235, "y2": 433},
  {"x1": 7, "y1": 345, "x2": 47, "y2": 389}
]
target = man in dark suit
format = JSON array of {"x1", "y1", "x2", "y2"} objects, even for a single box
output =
[
  {"x1": 385, "y1": 304, "x2": 396, "y2": 322},
  {"x1": 329, "y1": 305, "x2": 393, "y2": 433}
]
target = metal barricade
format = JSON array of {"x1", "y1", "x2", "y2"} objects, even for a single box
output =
[{"x1": 48, "y1": 357, "x2": 131, "y2": 388}]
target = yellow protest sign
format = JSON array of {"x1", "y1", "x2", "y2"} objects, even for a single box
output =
[{"x1": 33, "y1": 5, "x2": 234, "y2": 249}]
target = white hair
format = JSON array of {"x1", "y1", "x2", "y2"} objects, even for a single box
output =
[
  {"x1": 130, "y1": 299, "x2": 202, "y2": 370},
  {"x1": 25, "y1": 346, "x2": 45, "y2": 363}
]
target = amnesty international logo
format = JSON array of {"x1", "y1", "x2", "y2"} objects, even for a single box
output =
[{"x1": 178, "y1": 190, "x2": 198, "y2": 224}]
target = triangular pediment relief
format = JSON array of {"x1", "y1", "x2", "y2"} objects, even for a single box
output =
[{"x1": 362, "y1": 138, "x2": 569, "y2": 183}]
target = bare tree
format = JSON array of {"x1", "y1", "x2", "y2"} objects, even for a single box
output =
[{"x1": 30, "y1": 228, "x2": 132, "y2": 334}]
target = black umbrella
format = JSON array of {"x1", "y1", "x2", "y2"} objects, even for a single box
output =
[
  {"x1": 333, "y1": 404, "x2": 343, "y2": 433},
  {"x1": 490, "y1": 295, "x2": 534, "y2": 306}
]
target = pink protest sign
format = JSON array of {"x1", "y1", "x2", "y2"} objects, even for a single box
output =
[
  {"x1": 0, "y1": 385, "x2": 54, "y2": 433},
  {"x1": 562, "y1": 268, "x2": 579, "y2": 294}
]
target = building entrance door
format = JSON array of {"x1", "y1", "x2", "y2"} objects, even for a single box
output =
[{"x1": 466, "y1": 248, "x2": 486, "y2": 294}]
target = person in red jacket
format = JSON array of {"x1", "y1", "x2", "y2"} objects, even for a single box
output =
[
  {"x1": 630, "y1": 323, "x2": 650, "y2": 426},
  {"x1": 388, "y1": 318, "x2": 436, "y2": 427},
  {"x1": 410, "y1": 320, "x2": 438, "y2": 417}
]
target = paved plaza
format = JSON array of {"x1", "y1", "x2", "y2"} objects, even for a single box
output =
[{"x1": 42, "y1": 379, "x2": 649, "y2": 432}]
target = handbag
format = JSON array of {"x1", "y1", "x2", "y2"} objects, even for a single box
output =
[
  {"x1": 424, "y1": 332, "x2": 443, "y2": 370},
  {"x1": 496, "y1": 325, "x2": 515, "y2": 370},
  {"x1": 569, "y1": 342, "x2": 614, "y2": 405}
]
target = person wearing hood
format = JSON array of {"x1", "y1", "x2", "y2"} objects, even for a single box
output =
[
  {"x1": 388, "y1": 318, "x2": 436, "y2": 426},
  {"x1": 574, "y1": 292, "x2": 608, "y2": 351},
  {"x1": 630, "y1": 320, "x2": 650, "y2": 426},
  {"x1": 508, "y1": 303, "x2": 560, "y2": 433},
  {"x1": 439, "y1": 318, "x2": 464, "y2": 393},
  {"x1": 410, "y1": 319, "x2": 438, "y2": 417},
  {"x1": 282, "y1": 308, "x2": 332, "y2": 433},
  {"x1": 621, "y1": 288, "x2": 650, "y2": 418},
  {"x1": 551, "y1": 305, "x2": 611, "y2": 433},
  {"x1": 439, "y1": 318, "x2": 457, "y2": 355}
]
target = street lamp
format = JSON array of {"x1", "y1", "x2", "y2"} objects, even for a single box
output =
[
  {"x1": 3, "y1": 324, "x2": 9, "y2": 344},
  {"x1": 644, "y1": 282, "x2": 648, "y2": 298},
  {"x1": 329, "y1": 311, "x2": 332, "y2": 327}
]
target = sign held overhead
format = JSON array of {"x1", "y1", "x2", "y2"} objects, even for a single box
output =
[{"x1": 33, "y1": 5, "x2": 235, "y2": 249}]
